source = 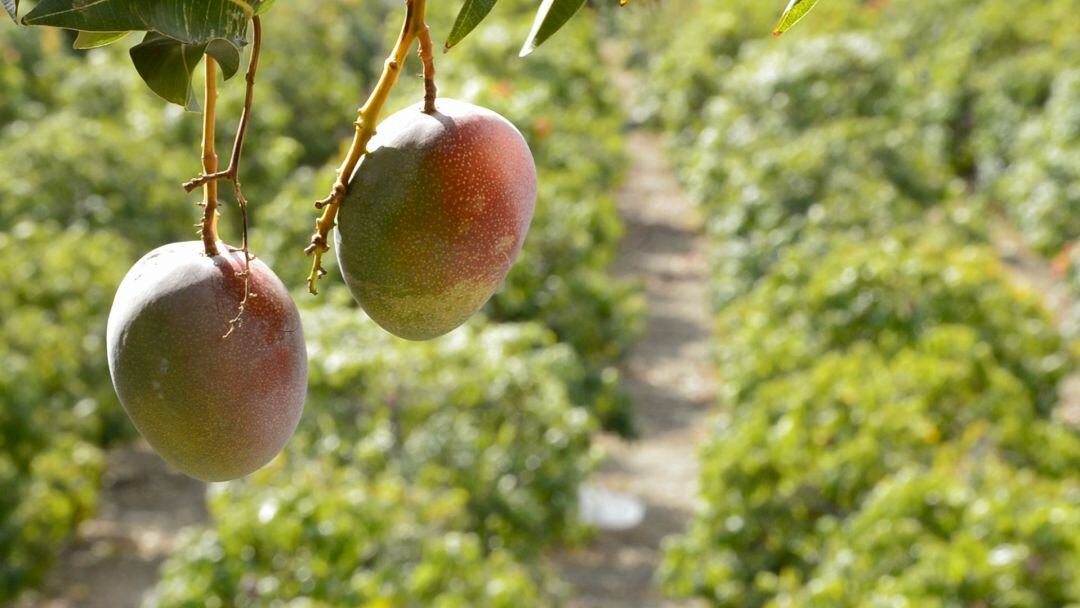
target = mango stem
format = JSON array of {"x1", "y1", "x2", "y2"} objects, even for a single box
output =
[
  {"x1": 200, "y1": 57, "x2": 220, "y2": 257},
  {"x1": 305, "y1": 0, "x2": 435, "y2": 295}
]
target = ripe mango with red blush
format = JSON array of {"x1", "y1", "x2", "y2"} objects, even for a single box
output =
[
  {"x1": 335, "y1": 98, "x2": 537, "y2": 340},
  {"x1": 107, "y1": 242, "x2": 307, "y2": 481}
]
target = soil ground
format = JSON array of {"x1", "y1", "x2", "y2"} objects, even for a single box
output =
[
  {"x1": 549, "y1": 129, "x2": 715, "y2": 608},
  {"x1": 545, "y1": 42, "x2": 717, "y2": 607},
  {"x1": 19, "y1": 443, "x2": 208, "y2": 608}
]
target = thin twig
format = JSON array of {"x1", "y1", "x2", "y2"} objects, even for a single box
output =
[
  {"x1": 217, "y1": 16, "x2": 264, "y2": 339},
  {"x1": 222, "y1": 179, "x2": 255, "y2": 339},
  {"x1": 305, "y1": 0, "x2": 434, "y2": 295}
]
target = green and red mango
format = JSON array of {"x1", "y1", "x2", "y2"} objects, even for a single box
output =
[
  {"x1": 335, "y1": 98, "x2": 537, "y2": 340},
  {"x1": 107, "y1": 242, "x2": 307, "y2": 481}
]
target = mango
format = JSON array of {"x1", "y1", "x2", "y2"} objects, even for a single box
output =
[
  {"x1": 335, "y1": 98, "x2": 537, "y2": 340},
  {"x1": 106, "y1": 241, "x2": 307, "y2": 481}
]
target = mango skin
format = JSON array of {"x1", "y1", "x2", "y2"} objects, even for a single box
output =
[
  {"x1": 106, "y1": 241, "x2": 307, "y2": 482},
  {"x1": 335, "y1": 98, "x2": 538, "y2": 340}
]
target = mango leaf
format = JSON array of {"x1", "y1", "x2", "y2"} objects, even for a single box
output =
[
  {"x1": 26, "y1": 1, "x2": 253, "y2": 109},
  {"x1": 519, "y1": 0, "x2": 585, "y2": 57},
  {"x1": 23, "y1": 0, "x2": 259, "y2": 46},
  {"x1": 206, "y1": 38, "x2": 241, "y2": 80},
  {"x1": 445, "y1": 0, "x2": 498, "y2": 51},
  {"x1": 129, "y1": 33, "x2": 203, "y2": 110},
  {"x1": 129, "y1": 33, "x2": 241, "y2": 110},
  {"x1": 773, "y1": 0, "x2": 820, "y2": 36},
  {"x1": 2, "y1": 0, "x2": 15, "y2": 21},
  {"x1": 73, "y1": 31, "x2": 131, "y2": 49}
]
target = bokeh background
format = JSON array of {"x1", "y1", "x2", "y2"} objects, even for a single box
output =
[{"x1": 2, "y1": 0, "x2": 1079, "y2": 606}]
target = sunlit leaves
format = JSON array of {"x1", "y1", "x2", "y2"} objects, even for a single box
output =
[
  {"x1": 519, "y1": 0, "x2": 586, "y2": 57},
  {"x1": 773, "y1": 0, "x2": 820, "y2": 35},
  {"x1": 445, "y1": 0, "x2": 497, "y2": 51}
]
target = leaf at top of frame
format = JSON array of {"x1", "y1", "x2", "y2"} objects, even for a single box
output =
[
  {"x1": 445, "y1": 0, "x2": 498, "y2": 52},
  {"x1": 773, "y1": 0, "x2": 821, "y2": 36},
  {"x1": 519, "y1": 0, "x2": 586, "y2": 58},
  {"x1": 23, "y1": 0, "x2": 264, "y2": 47}
]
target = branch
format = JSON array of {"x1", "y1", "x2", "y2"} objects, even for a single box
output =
[
  {"x1": 305, "y1": 0, "x2": 435, "y2": 295},
  {"x1": 200, "y1": 57, "x2": 220, "y2": 257},
  {"x1": 184, "y1": 16, "x2": 264, "y2": 194}
]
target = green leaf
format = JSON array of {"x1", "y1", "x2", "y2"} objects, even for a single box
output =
[
  {"x1": 519, "y1": 0, "x2": 585, "y2": 57},
  {"x1": 206, "y1": 38, "x2": 241, "y2": 80},
  {"x1": 22, "y1": 0, "x2": 260, "y2": 47},
  {"x1": 129, "y1": 32, "x2": 208, "y2": 110},
  {"x1": 2, "y1": 0, "x2": 16, "y2": 22},
  {"x1": 445, "y1": 0, "x2": 498, "y2": 51},
  {"x1": 27, "y1": 1, "x2": 253, "y2": 109},
  {"x1": 773, "y1": 0, "x2": 820, "y2": 36},
  {"x1": 73, "y1": 31, "x2": 131, "y2": 49}
]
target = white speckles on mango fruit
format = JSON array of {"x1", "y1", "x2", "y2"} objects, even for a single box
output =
[
  {"x1": 106, "y1": 241, "x2": 308, "y2": 482},
  {"x1": 335, "y1": 98, "x2": 538, "y2": 340}
]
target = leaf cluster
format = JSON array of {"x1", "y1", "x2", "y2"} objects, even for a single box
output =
[{"x1": 12, "y1": 0, "x2": 273, "y2": 108}]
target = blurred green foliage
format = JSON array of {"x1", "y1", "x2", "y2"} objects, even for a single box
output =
[
  {"x1": 153, "y1": 468, "x2": 553, "y2": 608},
  {"x1": 781, "y1": 456, "x2": 1080, "y2": 607},
  {"x1": 661, "y1": 326, "x2": 1080, "y2": 604},
  {"x1": 715, "y1": 230, "x2": 1069, "y2": 412},
  {"x1": 630, "y1": 0, "x2": 1080, "y2": 605},
  {"x1": 0, "y1": 0, "x2": 639, "y2": 601},
  {"x1": 0, "y1": 224, "x2": 124, "y2": 599},
  {"x1": 992, "y1": 69, "x2": 1080, "y2": 257},
  {"x1": 150, "y1": 319, "x2": 593, "y2": 606}
]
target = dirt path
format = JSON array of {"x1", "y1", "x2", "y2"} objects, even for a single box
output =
[
  {"x1": 551, "y1": 125, "x2": 715, "y2": 607},
  {"x1": 21, "y1": 444, "x2": 208, "y2": 608},
  {"x1": 990, "y1": 218, "x2": 1080, "y2": 426},
  {"x1": 546, "y1": 39, "x2": 715, "y2": 607}
]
